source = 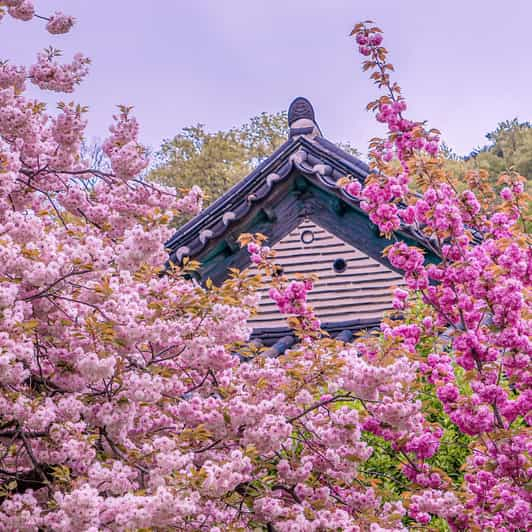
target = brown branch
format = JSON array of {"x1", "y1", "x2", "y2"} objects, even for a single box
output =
[
  {"x1": 195, "y1": 439, "x2": 222, "y2": 454},
  {"x1": 0, "y1": 430, "x2": 48, "y2": 439},
  {"x1": 287, "y1": 394, "x2": 362, "y2": 424},
  {"x1": 101, "y1": 430, "x2": 148, "y2": 474},
  {"x1": 76, "y1": 207, "x2": 104, "y2": 231},
  {"x1": 51, "y1": 294, "x2": 118, "y2": 323},
  {"x1": 22, "y1": 269, "x2": 92, "y2": 301},
  {"x1": 270, "y1": 484, "x2": 302, "y2": 504},
  {"x1": 19, "y1": 431, "x2": 50, "y2": 487}
]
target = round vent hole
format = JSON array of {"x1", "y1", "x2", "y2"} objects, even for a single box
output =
[
  {"x1": 301, "y1": 230, "x2": 314, "y2": 244},
  {"x1": 333, "y1": 258, "x2": 347, "y2": 273}
]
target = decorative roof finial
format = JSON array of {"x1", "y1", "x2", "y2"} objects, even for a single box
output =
[
  {"x1": 288, "y1": 97, "x2": 322, "y2": 139},
  {"x1": 288, "y1": 97, "x2": 315, "y2": 126}
]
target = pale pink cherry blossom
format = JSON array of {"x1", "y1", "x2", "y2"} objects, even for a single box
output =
[{"x1": 45, "y1": 11, "x2": 75, "y2": 34}]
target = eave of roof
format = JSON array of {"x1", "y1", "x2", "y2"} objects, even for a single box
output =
[{"x1": 251, "y1": 317, "x2": 383, "y2": 346}]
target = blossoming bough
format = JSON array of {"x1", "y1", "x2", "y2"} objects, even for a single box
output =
[{"x1": 0, "y1": 3, "x2": 529, "y2": 531}]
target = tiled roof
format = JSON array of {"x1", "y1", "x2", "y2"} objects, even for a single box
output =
[
  {"x1": 165, "y1": 131, "x2": 437, "y2": 269},
  {"x1": 247, "y1": 220, "x2": 405, "y2": 330},
  {"x1": 165, "y1": 133, "x2": 372, "y2": 265}
]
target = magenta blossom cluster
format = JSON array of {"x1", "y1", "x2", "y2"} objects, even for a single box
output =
[
  {"x1": 268, "y1": 280, "x2": 314, "y2": 317},
  {"x1": 351, "y1": 21, "x2": 531, "y2": 529},
  {"x1": 248, "y1": 241, "x2": 321, "y2": 333}
]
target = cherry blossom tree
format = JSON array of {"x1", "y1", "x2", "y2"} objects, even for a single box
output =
[
  {"x1": 0, "y1": 3, "x2": 529, "y2": 531},
  {"x1": 342, "y1": 21, "x2": 530, "y2": 529}
]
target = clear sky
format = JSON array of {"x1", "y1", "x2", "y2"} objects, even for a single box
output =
[{"x1": 3, "y1": 0, "x2": 531, "y2": 156}]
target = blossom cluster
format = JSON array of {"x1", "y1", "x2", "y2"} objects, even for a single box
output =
[
  {"x1": 46, "y1": 11, "x2": 75, "y2": 34},
  {"x1": 247, "y1": 240, "x2": 321, "y2": 334},
  {"x1": 29, "y1": 50, "x2": 90, "y2": 93},
  {"x1": 7, "y1": 0, "x2": 34, "y2": 21}
]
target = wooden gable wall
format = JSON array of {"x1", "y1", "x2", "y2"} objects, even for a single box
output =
[{"x1": 246, "y1": 219, "x2": 405, "y2": 330}]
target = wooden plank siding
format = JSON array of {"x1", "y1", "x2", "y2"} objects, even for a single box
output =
[{"x1": 247, "y1": 220, "x2": 406, "y2": 328}]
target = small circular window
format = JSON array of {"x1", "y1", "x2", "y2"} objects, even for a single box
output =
[
  {"x1": 300, "y1": 230, "x2": 314, "y2": 244},
  {"x1": 333, "y1": 258, "x2": 347, "y2": 273}
]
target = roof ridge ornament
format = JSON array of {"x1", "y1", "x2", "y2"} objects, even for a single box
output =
[
  {"x1": 288, "y1": 97, "x2": 315, "y2": 125},
  {"x1": 288, "y1": 97, "x2": 322, "y2": 139}
]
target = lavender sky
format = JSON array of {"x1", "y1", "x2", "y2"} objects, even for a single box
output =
[{"x1": 4, "y1": 0, "x2": 531, "y2": 157}]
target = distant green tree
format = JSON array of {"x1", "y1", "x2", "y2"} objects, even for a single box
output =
[
  {"x1": 148, "y1": 111, "x2": 360, "y2": 224},
  {"x1": 148, "y1": 112, "x2": 287, "y2": 208},
  {"x1": 466, "y1": 118, "x2": 532, "y2": 182}
]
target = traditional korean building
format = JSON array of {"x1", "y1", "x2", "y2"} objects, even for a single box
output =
[{"x1": 166, "y1": 98, "x2": 436, "y2": 350}]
